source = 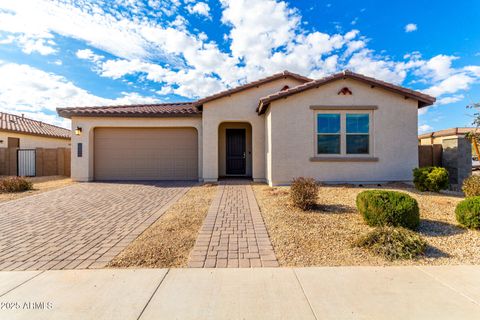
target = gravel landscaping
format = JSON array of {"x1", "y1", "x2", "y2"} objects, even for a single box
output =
[
  {"x1": 108, "y1": 184, "x2": 217, "y2": 268},
  {"x1": 253, "y1": 183, "x2": 480, "y2": 266},
  {"x1": 0, "y1": 176, "x2": 73, "y2": 203}
]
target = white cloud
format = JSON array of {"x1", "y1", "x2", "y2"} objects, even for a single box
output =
[
  {"x1": 436, "y1": 94, "x2": 464, "y2": 105},
  {"x1": 405, "y1": 23, "x2": 417, "y2": 32},
  {"x1": 76, "y1": 49, "x2": 104, "y2": 63},
  {"x1": 423, "y1": 74, "x2": 476, "y2": 97},
  {"x1": 416, "y1": 54, "x2": 458, "y2": 81},
  {"x1": 346, "y1": 49, "x2": 408, "y2": 84},
  {"x1": 419, "y1": 124, "x2": 433, "y2": 133},
  {"x1": 0, "y1": 62, "x2": 160, "y2": 127},
  {"x1": 17, "y1": 36, "x2": 56, "y2": 55},
  {"x1": 0, "y1": 0, "x2": 479, "y2": 107},
  {"x1": 465, "y1": 65, "x2": 480, "y2": 77},
  {"x1": 186, "y1": 2, "x2": 211, "y2": 18}
]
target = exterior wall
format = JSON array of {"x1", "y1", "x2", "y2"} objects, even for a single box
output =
[
  {"x1": 0, "y1": 131, "x2": 70, "y2": 149},
  {"x1": 267, "y1": 78, "x2": 419, "y2": 185},
  {"x1": 70, "y1": 116, "x2": 202, "y2": 182},
  {"x1": 202, "y1": 77, "x2": 304, "y2": 182},
  {"x1": 218, "y1": 122, "x2": 252, "y2": 177}
]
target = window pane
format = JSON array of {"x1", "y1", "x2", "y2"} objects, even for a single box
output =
[
  {"x1": 346, "y1": 114, "x2": 369, "y2": 133},
  {"x1": 347, "y1": 135, "x2": 369, "y2": 154},
  {"x1": 317, "y1": 135, "x2": 340, "y2": 154},
  {"x1": 317, "y1": 114, "x2": 340, "y2": 134}
]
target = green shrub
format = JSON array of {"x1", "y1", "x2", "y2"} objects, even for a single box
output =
[
  {"x1": 356, "y1": 190, "x2": 420, "y2": 230},
  {"x1": 354, "y1": 226, "x2": 426, "y2": 260},
  {"x1": 456, "y1": 196, "x2": 480, "y2": 229},
  {"x1": 0, "y1": 177, "x2": 33, "y2": 193},
  {"x1": 290, "y1": 177, "x2": 318, "y2": 210},
  {"x1": 413, "y1": 167, "x2": 449, "y2": 192},
  {"x1": 462, "y1": 175, "x2": 480, "y2": 197}
]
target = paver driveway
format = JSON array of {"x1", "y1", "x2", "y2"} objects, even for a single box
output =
[{"x1": 0, "y1": 181, "x2": 191, "y2": 271}]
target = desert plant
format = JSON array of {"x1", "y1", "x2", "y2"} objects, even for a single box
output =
[
  {"x1": 456, "y1": 196, "x2": 480, "y2": 229},
  {"x1": 290, "y1": 177, "x2": 318, "y2": 210},
  {"x1": 356, "y1": 190, "x2": 420, "y2": 230},
  {"x1": 0, "y1": 177, "x2": 33, "y2": 193},
  {"x1": 413, "y1": 167, "x2": 449, "y2": 192},
  {"x1": 354, "y1": 226, "x2": 426, "y2": 260},
  {"x1": 462, "y1": 175, "x2": 480, "y2": 197}
]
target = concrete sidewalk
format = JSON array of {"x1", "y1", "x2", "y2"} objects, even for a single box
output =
[{"x1": 1, "y1": 266, "x2": 480, "y2": 319}]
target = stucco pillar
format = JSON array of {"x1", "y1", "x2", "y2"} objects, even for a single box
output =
[
  {"x1": 251, "y1": 125, "x2": 265, "y2": 182},
  {"x1": 202, "y1": 121, "x2": 219, "y2": 182}
]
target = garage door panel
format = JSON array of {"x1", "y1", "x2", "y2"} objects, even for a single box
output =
[{"x1": 94, "y1": 128, "x2": 198, "y2": 180}]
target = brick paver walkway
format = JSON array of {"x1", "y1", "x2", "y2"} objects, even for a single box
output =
[
  {"x1": 0, "y1": 182, "x2": 191, "y2": 271},
  {"x1": 188, "y1": 181, "x2": 278, "y2": 268}
]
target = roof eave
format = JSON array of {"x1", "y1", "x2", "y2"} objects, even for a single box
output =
[
  {"x1": 57, "y1": 111, "x2": 202, "y2": 119},
  {"x1": 0, "y1": 128, "x2": 71, "y2": 140}
]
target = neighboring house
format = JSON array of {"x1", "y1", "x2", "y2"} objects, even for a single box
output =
[
  {"x1": 418, "y1": 127, "x2": 475, "y2": 145},
  {"x1": 0, "y1": 112, "x2": 71, "y2": 149},
  {"x1": 58, "y1": 70, "x2": 435, "y2": 186}
]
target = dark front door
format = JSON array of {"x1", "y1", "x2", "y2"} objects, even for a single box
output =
[{"x1": 226, "y1": 129, "x2": 246, "y2": 175}]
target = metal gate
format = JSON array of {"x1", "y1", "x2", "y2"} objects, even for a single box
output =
[{"x1": 17, "y1": 149, "x2": 36, "y2": 177}]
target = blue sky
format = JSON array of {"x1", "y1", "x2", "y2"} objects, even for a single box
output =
[{"x1": 0, "y1": 0, "x2": 479, "y2": 131}]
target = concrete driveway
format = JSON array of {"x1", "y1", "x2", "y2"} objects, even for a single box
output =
[{"x1": 0, "y1": 182, "x2": 192, "y2": 271}]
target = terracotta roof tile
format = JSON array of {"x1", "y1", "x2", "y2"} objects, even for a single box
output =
[
  {"x1": 0, "y1": 112, "x2": 70, "y2": 139},
  {"x1": 257, "y1": 70, "x2": 436, "y2": 114},
  {"x1": 57, "y1": 102, "x2": 200, "y2": 119}
]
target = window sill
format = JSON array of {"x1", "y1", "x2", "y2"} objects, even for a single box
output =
[{"x1": 309, "y1": 156, "x2": 379, "y2": 162}]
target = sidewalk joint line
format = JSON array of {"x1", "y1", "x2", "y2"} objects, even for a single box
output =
[
  {"x1": 0, "y1": 270, "x2": 46, "y2": 298},
  {"x1": 293, "y1": 269, "x2": 319, "y2": 320},
  {"x1": 415, "y1": 266, "x2": 480, "y2": 307},
  {"x1": 137, "y1": 268, "x2": 170, "y2": 320}
]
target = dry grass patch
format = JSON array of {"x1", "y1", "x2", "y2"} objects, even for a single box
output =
[
  {"x1": 253, "y1": 183, "x2": 480, "y2": 266},
  {"x1": 108, "y1": 184, "x2": 217, "y2": 268},
  {"x1": 0, "y1": 175, "x2": 73, "y2": 203}
]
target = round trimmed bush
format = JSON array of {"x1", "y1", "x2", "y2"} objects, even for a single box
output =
[
  {"x1": 356, "y1": 190, "x2": 420, "y2": 230},
  {"x1": 462, "y1": 175, "x2": 480, "y2": 197},
  {"x1": 413, "y1": 167, "x2": 449, "y2": 192},
  {"x1": 456, "y1": 196, "x2": 480, "y2": 229},
  {"x1": 290, "y1": 177, "x2": 318, "y2": 210},
  {"x1": 354, "y1": 226, "x2": 426, "y2": 260}
]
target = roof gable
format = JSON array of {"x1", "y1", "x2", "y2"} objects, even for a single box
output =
[
  {"x1": 0, "y1": 112, "x2": 70, "y2": 139},
  {"x1": 192, "y1": 70, "x2": 312, "y2": 108},
  {"x1": 257, "y1": 70, "x2": 436, "y2": 115}
]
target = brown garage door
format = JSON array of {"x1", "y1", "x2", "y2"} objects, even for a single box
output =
[{"x1": 94, "y1": 127, "x2": 198, "y2": 180}]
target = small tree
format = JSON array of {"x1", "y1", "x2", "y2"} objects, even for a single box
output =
[{"x1": 466, "y1": 102, "x2": 480, "y2": 159}]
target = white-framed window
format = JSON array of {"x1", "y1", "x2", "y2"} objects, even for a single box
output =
[{"x1": 315, "y1": 111, "x2": 373, "y2": 156}]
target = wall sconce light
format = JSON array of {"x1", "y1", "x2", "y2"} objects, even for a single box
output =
[{"x1": 75, "y1": 126, "x2": 82, "y2": 136}]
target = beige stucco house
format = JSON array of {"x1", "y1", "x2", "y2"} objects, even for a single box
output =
[
  {"x1": 58, "y1": 70, "x2": 435, "y2": 186},
  {"x1": 0, "y1": 112, "x2": 70, "y2": 149}
]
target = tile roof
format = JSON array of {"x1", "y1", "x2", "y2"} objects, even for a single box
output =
[
  {"x1": 0, "y1": 112, "x2": 70, "y2": 139},
  {"x1": 257, "y1": 70, "x2": 437, "y2": 114},
  {"x1": 191, "y1": 70, "x2": 312, "y2": 107},
  {"x1": 57, "y1": 102, "x2": 200, "y2": 119},
  {"x1": 418, "y1": 127, "x2": 476, "y2": 139}
]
